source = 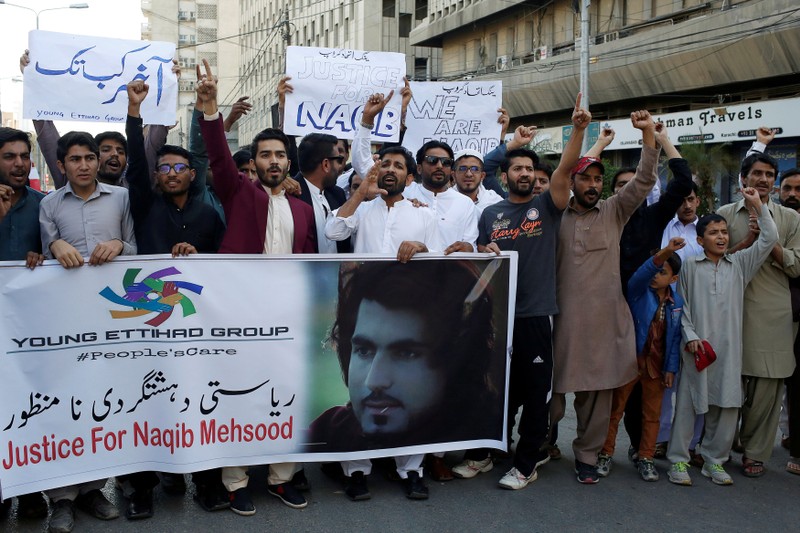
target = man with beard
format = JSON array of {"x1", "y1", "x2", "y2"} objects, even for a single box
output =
[
  {"x1": 323, "y1": 94, "x2": 441, "y2": 501},
  {"x1": 197, "y1": 60, "x2": 314, "y2": 516},
  {"x1": 779, "y1": 168, "x2": 800, "y2": 476},
  {"x1": 452, "y1": 149, "x2": 503, "y2": 214},
  {"x1": 550, "y1": 110, "x2": 660, "y2": 484},
  {"x1": 403, "y1": 139, "x2": 478, "y2": 255},
  {"x1": 0, "y1": 128, "x2": 45, "y2": 268},
  {"x1": 717, "y1": 150, "x2": 800, "y2": 478},
  {"x1": 295, "y1": 133, "x2": 349, "y2": 253},
  {"x1": 457, "y1": 94, "x2": 589, "y2": 490}
]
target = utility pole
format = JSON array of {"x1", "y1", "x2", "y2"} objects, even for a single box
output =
[{"x1": 579, "y1": 0, "x2": 590, "y2": 152}]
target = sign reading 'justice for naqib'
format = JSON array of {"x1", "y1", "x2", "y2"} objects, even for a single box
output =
[
  {"x1": 0, "y1": 254, "x2": 515, "y2": 498},
  {"x1": 283, "y1": 46, "x2": 406, "y2": 141}
]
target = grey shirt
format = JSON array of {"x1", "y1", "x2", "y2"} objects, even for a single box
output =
[{"x1": 39, "y1": 181, "x2": 137, "y2": 258}]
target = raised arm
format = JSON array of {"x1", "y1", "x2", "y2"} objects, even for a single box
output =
[
  {"x1": 125, "y1": 80, "x2": 155, "y2": 223},
  {"x1": 612, "y1": 110, "x2": 659, "y2": 222},
  {"x1": 584, "y1": 127, "x2": 614, "y2": 159},
  {"x1": 550, "y1": 93, "x2": 591, "y2": 209}
]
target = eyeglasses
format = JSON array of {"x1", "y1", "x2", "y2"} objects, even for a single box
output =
[
  {"x1": 326, "y1": 156, "x2": 346, "y2": 163},
  {"x1": 455, "y1": 165, "x2": 481, "y2": 173},
  {"x1": 423, "y1": 155, "x2": 454, "y2": 167},
  {"x1": 156, "y1": 163, "x2": 190, "y2": 175}
]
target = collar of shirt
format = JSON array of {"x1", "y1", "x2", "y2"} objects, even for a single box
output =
[
  {"x1": 262, "y1": 183, "x2": 286, "y2": 199},
  {"x1": 732, "y1": 197, "x2": 775, "y2": 215},
  {"x1": 695, "y1": 253, "x2": 734, "y2": 264},
  {"x1": 64, "y1": 180, "x2": 109, "y2": 201}
]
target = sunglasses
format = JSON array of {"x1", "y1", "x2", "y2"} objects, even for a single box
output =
[
  {"x1": 156, "y1": 163, "x2": 190, "y2": 175},
  {"x1": 423, "y1": 155, "x2": 454, "y2": 167},
  {"x1": 455, "y1": 165, "x2": 481, "y2": 173}
]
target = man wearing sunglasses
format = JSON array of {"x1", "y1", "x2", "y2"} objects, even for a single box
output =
[
  {"x1": 125, "y1": 81, "x2": 225, "y2": 257},
  {"x1": 404, "y1": 141, "x2": 479, "y2": 256}
]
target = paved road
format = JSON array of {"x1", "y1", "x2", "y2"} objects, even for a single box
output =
[{"x1": 5, "y1": 399, "x2": 797, "y2": 533}]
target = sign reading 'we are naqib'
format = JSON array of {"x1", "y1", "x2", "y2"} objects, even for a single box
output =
[
  {"x1": 283, "y1": 46, "x2": 406, "y2": 141},
  {"x1": 23, "y1": 30, "x2": 178, "y2": 126}
]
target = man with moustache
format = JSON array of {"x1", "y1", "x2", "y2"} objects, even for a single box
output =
[
  {"x1": 551, "y1": 110, "x2": 660, "y2": 484},
  {"x1": 196, "y1": 60, "x2": 314, "y2": 515},
  {"x1": 294, "y1": 133, "x2": 350, "y2": 253},
  {"x1": 323, "y1": 94, "x2": 441, "y2": 501},
  {"x1": 717, "y1": 150, "x2": 800, "y2": 478},
  {"x1": 779, "y1": 168, "x2": 800, "y2": 475},
  {"x1": 457, "y1": 94, "x2": 589, "y2": 489},
  {"x1": 451, "y1": 149, "x2": 503, "y2": 214},
  {"x1": 0, "y1": 128, "x2": 45, "y2": 268},
  {"x1": 403, "y1": 139, "x2": 478, "y2": 255}
]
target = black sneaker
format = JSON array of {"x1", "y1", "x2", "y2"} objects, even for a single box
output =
[
  {"x1": 268, "y1": 482, "x2": 307, "y2": 509},
  {"x1": 575, "y1": 460, "x2": 600, "y2": 484},
  {"x1": 17, "y1": 492, "x2": 49, "y2": 519},
  {"x1": 344, "y1": 472, "x2": 371, "y2": 501},
  {"x1": 291, "y1": 469, "x2": 311, "y2": 491},
  {"x1": 75, "y1": 489, "x2": 119, "y2": 520},
  {"x1": 125, "y1": 489, "x2": 154, "y2": 520},
  {"x1": 404, "y1": 471, "x2": 429, "y2": 500},
  {"x1": 229, "y1": 488, "x2": 256, "y2": 516}
]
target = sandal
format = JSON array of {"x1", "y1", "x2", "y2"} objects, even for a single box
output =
[
  {"x1": 786, "y1": 458, "x2": 800, "y2": 476},
  {"x1": 742, "y1": 456, "x2": 766, "y2": 478}
]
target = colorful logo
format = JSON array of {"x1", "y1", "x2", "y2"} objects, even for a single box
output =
[{"x1": 99, "y1": 267, "x2": 203, "y2": 326}]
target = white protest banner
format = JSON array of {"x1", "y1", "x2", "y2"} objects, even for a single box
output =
[
  {"x1": 403, "y1": 81, "x2": 503, "y2": 156},
  {"x1": 283, "y1": 46, "x2": 406, "y2": 141},
  {"x1": 0, "y1": 254, "x2": 514, "y2": 498},
  {"x1": 23, "y1": 30, "x2": 177, "y2": 126}
]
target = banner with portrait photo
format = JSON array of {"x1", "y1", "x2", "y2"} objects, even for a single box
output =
[
  {"x1": 283, "y1": 46, "x2": 406, "y2": 141},
  {"x1": 0, "y1": 254, "x2": 515, "y2": 498},
  {"x1": 23, "y1": 30, "x2": 177, "y2": 125},
  {"x1": 403, "y1": 81, "x2": 503, "y2": 156}
]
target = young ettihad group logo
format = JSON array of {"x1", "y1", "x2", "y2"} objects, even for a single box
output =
[{"x1": 99, "y1": 267, "x2": 204, "y2": 327}]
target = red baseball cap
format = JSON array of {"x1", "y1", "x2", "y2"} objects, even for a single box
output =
[{"x1": 571, "y1": 156, "x2": 605, "y2": 177}]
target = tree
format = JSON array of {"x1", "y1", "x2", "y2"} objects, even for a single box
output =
[{"x1": 675, "y1": 139, "x2": 738, "y2": 215}]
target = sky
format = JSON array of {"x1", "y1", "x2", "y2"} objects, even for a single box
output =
[{"x1": 0, "y1": 0, "x2": 146, "y2": 134}]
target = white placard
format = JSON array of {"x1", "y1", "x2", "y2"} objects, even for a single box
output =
[
  {"x1": 403, "y1": 81, "x2": 503, "y2": 156},
  {"x1": 283, "y1": 46, "x2": 406, "y2": 141},
  {"x1": 23, "y1": 30, "x2": 177, "y2": 126}
]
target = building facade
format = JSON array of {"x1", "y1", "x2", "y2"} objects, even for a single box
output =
[
  {"x1": 142, "y1": 0, "x2": 241, "y2": 148},
  {"x1": 410, "y1": 0, "x2": 800, "y2": 203}
]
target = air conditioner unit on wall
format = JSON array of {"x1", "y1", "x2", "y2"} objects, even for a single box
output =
[
  {"x1": 604, "y1": 32, "x2": 619, "y2": 43},
  {"x1": 495, "y1": 55, "x2": 509, "y2": 71},
  {"x1": 534, "y1": 45, "x2": 548, "y2": 61}
]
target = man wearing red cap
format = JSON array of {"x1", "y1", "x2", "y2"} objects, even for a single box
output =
[{"x1": 551, "y1": 110, "x2": 661, "y2": 484}]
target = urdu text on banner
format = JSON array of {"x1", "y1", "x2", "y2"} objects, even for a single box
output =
[
  {"x1": 23, "y1": 30, "x2": 177, "y2": 126},
  {"x1": 0, "y1": 254, "x2": 515, "y2": 498},
  {"x1": 402, "y1": 80, "x2": 503, "y2": 157}
]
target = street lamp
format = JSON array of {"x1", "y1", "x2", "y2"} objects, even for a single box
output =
[{"x1": 0, "y1": 2, "x2": 89, "y2": 29}]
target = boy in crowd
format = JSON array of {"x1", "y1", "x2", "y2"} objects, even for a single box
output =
[
  {"x1": 667, "y1": 187, "x2": 777, "y2": 486},
  {"x1": 597, "y1": 238, "x2": 685, "y2": 481}
]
